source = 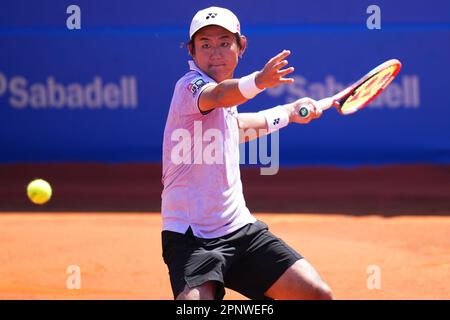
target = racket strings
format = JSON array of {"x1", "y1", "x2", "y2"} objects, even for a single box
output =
[{"x1": 341, "y1": 65, "x2": 399, "y2": 113}]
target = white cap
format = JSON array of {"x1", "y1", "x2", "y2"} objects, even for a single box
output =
[{"x1": 189, "y1": 7, "x2": 241, "y2": 39}]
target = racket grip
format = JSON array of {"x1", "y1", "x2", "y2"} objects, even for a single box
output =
[
  {"x1": 298, "y1": 105, "x2": 311, "y2": 118},
  {"x1": 298, "y1": 97, "x2": 334, "y2": 118}
]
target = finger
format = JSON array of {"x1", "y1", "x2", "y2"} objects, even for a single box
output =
[
  {"x1": 273, "y1": 60, "x2": 289, "y2": 70},
  {"x1": 314, "y1": 107, "x2": 323, "y2": 118},
  {"x1": 268, "y1": 50, "x2": 291, "y2": 66},
  {"x1": 277, "y1": 67, "x2": 295, "y2": 77},
  {"x1": 279, "y1": 77, "x2": 295, "y2": 84},
  {"x1": 308, "y1": 104, "x2": 322, "y2": 119},
  {"x1": 299, "y1": 98, "x2": 316, "y2": 105}
]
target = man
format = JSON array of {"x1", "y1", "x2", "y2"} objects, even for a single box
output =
[{"x1": 161, "y1": 6, "x2": 332, "y2": 300}]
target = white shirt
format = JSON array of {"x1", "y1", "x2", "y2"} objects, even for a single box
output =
[{"x1": 161, "y1": 60, "x2": 256, "y2": 238}]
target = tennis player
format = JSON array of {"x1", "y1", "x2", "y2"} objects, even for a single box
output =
[{"x1": 161, "y1": 6, "x2": 332, "y2": 300}]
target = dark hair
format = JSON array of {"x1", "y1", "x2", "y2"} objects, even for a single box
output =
[{"x1": 188, "y1": 33, "x2": 242, "y2": 56}]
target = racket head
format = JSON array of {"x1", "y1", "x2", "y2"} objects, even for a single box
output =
[{"x1": 334, "y1": 59, "x2": 402, "y2": 115}]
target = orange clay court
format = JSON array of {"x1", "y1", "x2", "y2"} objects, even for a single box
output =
[{"x1": 0, "y1": 164, "x2": 449, "y2": 300}]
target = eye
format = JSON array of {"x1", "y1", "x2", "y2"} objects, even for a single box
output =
[
  {"x1": 221, "y1": 42, "x2": 230, "y2": 47},
  {"x1": 201, "y1": 43, "x2": 211, "y2": 49}
]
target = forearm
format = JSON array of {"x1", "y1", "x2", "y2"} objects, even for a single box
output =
[
  {"x1": 237, "y1": 112, "x2": 268, "y2": 131},
  {"x1": 237, "y1": 104, "x2": 296, "y2": 143},
  {"x1": 238, "y1": 104, "x2": 296, "y2": 129},
  {"x1": 237, "y1": 97, "x2": 322, "y2": 143},
  {"x1": 199, "y1": 72, "x2": 264, "y2": 111},
  {"x1": 205, "y1": 79, "x2": 252, "y2": 108},
  {"x1": 237, "y1": 112, "x2": 269, "y2": 143}
]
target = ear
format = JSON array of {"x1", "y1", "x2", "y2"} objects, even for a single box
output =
[
  {"x1": 187, "y1": 41, "x2": 194, "y2": 57},
  {"x1": 238, "y1": 35, "x2": 247, "y2": 58}
]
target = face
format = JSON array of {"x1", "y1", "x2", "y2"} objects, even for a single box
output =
[{"x1": 190, "y1": 25, "x2": 246, "y2": 83}]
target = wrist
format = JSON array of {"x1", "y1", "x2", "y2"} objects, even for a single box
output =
[
  {"x1": 254, "y1": 71, "x2": 265, "y2": 90},
  {"x1": 258, "y1": 105, "x2": 290, "y2": 133},
  {"x1": 284, "y1": 103, "x2": 296, "y2": 123},
  {"x1": 238, "y1": 72, "x2": 265, "y2": 99}
]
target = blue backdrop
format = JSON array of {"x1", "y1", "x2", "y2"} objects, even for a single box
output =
[{"x1": 1, "y1": 0, "x2": 449, "y2": 165}]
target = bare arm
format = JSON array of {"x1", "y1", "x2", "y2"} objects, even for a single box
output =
[
  {"x1": 198, "y1": 79, "x2": 251, "y2": 111},
  {"x1": 237, "y1": 112, "x2": 269, "y2": 143},
  {"x1": 237, "y1": 98, "x2": 323, "y2": 143},
  {"x1": 198, "y1": 50, "x2": 295, "y2": 113}
]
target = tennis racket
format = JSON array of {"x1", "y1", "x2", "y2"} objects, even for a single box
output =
[{"x1": 299, "y1": 59, "x2": 402, "y2": 117}]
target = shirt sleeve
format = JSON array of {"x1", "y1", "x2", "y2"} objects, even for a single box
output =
[{"x1": 176, "y1": 72, "x2": 216, "y2": 115}]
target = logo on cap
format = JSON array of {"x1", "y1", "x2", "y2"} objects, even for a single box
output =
[{"x1": 206, "y1": 12, "x2": 217, "y2": 19}]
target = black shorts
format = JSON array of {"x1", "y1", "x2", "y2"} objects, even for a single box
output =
[{"x1": 161, "y1": 220, "x2": 303, "y2": 300}]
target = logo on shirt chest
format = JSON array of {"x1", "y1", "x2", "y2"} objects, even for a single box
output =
[{"x1": 188, "y1": 79, "x2": 207, "y2": 97}]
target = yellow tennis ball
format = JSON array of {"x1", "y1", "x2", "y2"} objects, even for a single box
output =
[{"x1": 27, "y1": 179, "x2": 52, "y2": 205}]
